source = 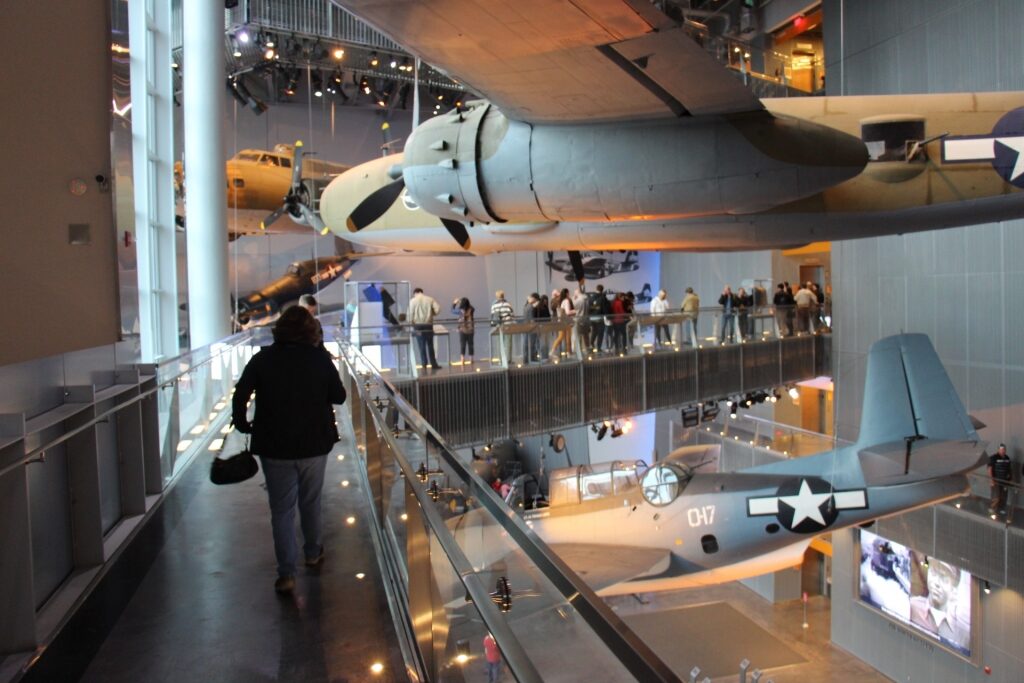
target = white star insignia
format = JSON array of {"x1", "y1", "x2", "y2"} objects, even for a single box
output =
[
  {"x1": 778, "y1": 479, "x2": 831, "y2": 527},
  {"x1": 997, "y1": 136, "x2": 1024, "y2": 181}
]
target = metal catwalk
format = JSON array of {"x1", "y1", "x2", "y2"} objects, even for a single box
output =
[{"x1": 16, "y1": 431, "x2": 405, "y2": 683}]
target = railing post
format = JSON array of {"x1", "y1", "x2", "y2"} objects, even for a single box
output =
[
  {"x1": 0, "y1": 414, "x2": 35, "y2": 653},
  {"x1": 404, "y1": 475, "x2": 435, "y2": 676}
]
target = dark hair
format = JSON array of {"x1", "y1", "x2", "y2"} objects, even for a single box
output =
[
  {"x1": 413, "y1": 287, "x2": 423, "y2": 294},
  {"x1": 559, "y1": 288, "x2": 570, "y2": 299},
  {"x1": 273, "y1": 306, "x2": 319, "y2": 345},
  {"x1": 459, "y1": 297, "x2": 471, "y2": 311}
]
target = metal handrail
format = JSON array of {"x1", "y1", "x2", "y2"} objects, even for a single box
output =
[
  {"x1": 0, "y1": 333, "x2": 258, "y2": 479},
  {"x1": 340, "y1": 340, "x2": 682, "y2": 682}
]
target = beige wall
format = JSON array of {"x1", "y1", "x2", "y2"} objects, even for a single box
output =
[{"x1": 0, "y1": 1, "x2": 119, "y2": 366}]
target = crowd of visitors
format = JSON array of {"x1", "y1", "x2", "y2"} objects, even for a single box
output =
[{"x1": 399, "y1": 280, "x2": 829, "y2": 369}]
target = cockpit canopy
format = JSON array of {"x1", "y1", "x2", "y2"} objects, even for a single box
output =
[{"x1": 547, "y1": 460, "x2": 646, "y2": 507}]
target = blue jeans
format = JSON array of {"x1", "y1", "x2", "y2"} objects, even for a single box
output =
[
  {"x1": 260, "y1": 455, "x2": 329, "y2": 577},
  {"x1": 487, "y1": 661, "x2": 501, "y2": 683},
  {"x1": 414, "y1": 324, "x2": 438, "y2": 367}
]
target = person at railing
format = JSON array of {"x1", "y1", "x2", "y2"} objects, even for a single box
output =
[
  {"x1": 610, "y1": 291, "x2": 628, "y2": 353},
  {"x1": 624, "y1": 290, "x2": 639, "y2": 348},
  {"x1": 736, "y1": 287, "x2": 753, "y2": 341},
  {"x1": 811, "y1": 282, "x2": 827, "y2": 332},
  {"x1": 550, "y1": 287, "x2": 574, "y2": 359},
  {"x1": 536, "y1": 292, "x2": 551, "y2": 358},
  {"x1": 490, "y1": 289, "x2": 515, "y2": 363},
  {"x1": 650, "y1": 288, "x2": 672, "y2": 346},
  {"x1": 989, "y1": 443, "x2": 1014, "y2": 516},
  {"x1": 522, "y1": 292, "x2": 541, "y2": 363},
  {"x1": 571, "y1": 287, "x2": 589, "y2": 353},
  {"x1": 409, "y1": 287, "x2": 442, "y2": 369},
  {"x1": 681, "y1": 286, "x2": 700, "y2": 342},
  {"x1": 586, "y1": 284, "x2": 611, "y2": 352},
  {"x1": 231, "y1": 306, "x2": 347, "y2": 595},
  {"x1": 718, "y1": 285, "x2": 737, "y2": 343},
  {"x1": 773, "y1": 283, "x2": 792, "y2": 336},
  {"x1": 453, "y1": 297, "x2": 475, "y2": 365},
  {"x1": 794, "y1": 282, "x2": 816, "y2": 334}
]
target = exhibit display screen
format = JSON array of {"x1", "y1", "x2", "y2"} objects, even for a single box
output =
[{"x1": 858, "y1": 529, "x2": 974, "y2": 658}]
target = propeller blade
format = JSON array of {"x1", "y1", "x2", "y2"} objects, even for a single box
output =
[
  {"x1": 260, "y1": 205, "x2": 289, "y2": 231},
  {"x1": 568, "y1": 250, "x2": 585, "y2": 289},
  {"x1": 297, "y1": 203, "x2": 330, "y2": 235},
  {"x1": 290, "y1": 140, "x2": 305, "y2": 191},
  {"x1": 346, "y1": 177, "x2": 405, "y2": 232},
  {"x1": 440, "y1": 218, "x2": 472, "y2": 250}
]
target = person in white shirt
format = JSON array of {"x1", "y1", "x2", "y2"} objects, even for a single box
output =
[
  {"x1": 794, "y1": 284, "x2": 816, "y2": 334},
  {"x1": 650, "y1": 289, "x2": 671, "y2": 346},
  {"x1": 408, "y1": 287, "x2": 441, "y2": 369},
  {"x1": 490, "y1": 290, "x2": 515, "y2": 364}
]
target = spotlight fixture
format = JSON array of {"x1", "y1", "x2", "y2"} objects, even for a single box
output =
[
  {"x1": 283, "y1": 69, "x2": 299, "y2": 96},
  {"x1": 312, "y1": 72, "x2": 323, "y2": 98},
  {"x1": 681, "y1": 405, "x2": 699, "y2": 428},
  {"x1": 237, "y1": 30, "x2": 249, "y2": 44},
  {"x1": 788, "y1": 386, "x2": 800, "y2": 400},
  {"x1": 333, "y1": 47, "x2": 345, "y2": 60},
  {"x1": 369, "y1": 51, "x2": 379, "y2": 67},
  {"x1": 983, "y1": 580, "x2": 992, "y2": 595},
  {"x1": 359, "y1": 76, "x2": 370, "y2": 95},
  {"x1": 596, "y1": 420, "x2": 610, "y2": 441},
  {"x1": 701, "y1": 401, "x2": 719, "y2": 422},
  {"x1": 399, "y1": 57, "x2": 412, "y2": 72},
  {"x1": 264, "y1": 46, "x2": 276, "y2": 60},
  {"x1": 389, "y1": 56, "x2": 398, "y2": 69},
  {"x1": 730, "y1": 404, "x2": 738, "y2": 419}
]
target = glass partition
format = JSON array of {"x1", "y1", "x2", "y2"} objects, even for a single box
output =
[{"x1": 339, "y1": 341, "x2": 681, "y2": 682}]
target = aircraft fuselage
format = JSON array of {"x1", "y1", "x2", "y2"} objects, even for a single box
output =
[{"x1": 320, "y1": 92, "x2": 1024, "y2": 253}]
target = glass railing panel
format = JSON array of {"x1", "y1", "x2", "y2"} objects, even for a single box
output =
[{"x1": 343, "y1": 343, "x2": 679, "y2": 682}]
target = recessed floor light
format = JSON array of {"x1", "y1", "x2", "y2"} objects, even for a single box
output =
[
  {"x1": 370, "y1": 662, "x2": 383, "y2": 674},
  {"x1": 346, "y1": 516, "x2": 356, "y2": 525},
  {"x1": 341, "y1": 480, "x2": 350, "y2": 487},
  {"x1": 356, "y1": 572, "x2": 366, "y2": 580}
]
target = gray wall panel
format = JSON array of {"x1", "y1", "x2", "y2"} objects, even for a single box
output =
[
  {"x1": 934, "y1": 506, "x2": 1006, "y2": 582},
  {"x1": 27, "y1": 443, "x2": 74, "y2": 610},
  {"x1": 932, "y1": 274, "x2": 967, "y2": 364},
  {"x1": 1007, "y1": 529, "x2": 1024, "y2": 593},
  {"x1": 96, "y1": 417, "x2": 122, "y2": 535},
  {"x1": 1004, "y1": 272, "x2": 1024, "y2": 367},
  {"x1": 827, "y1": 0, "x2": 1024, "y2": 677}
]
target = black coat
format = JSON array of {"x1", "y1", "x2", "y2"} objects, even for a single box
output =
[{"x1": 232, "y1": 342, "x2": 346, "y2": 459}]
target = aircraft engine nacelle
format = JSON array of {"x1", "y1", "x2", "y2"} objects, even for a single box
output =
[{"x1": 402, "y1": 102, "x2": 868, "y2": 225}]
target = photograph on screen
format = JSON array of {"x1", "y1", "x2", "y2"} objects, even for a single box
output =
[{"x1": 858, "y1": 529, "x2": 973, "y2": 659}]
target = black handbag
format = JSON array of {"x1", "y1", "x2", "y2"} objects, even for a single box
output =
[{"x1": 210, "y1": 438, "x2": 259, "y2": 485}]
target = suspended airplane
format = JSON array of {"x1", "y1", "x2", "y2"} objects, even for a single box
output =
[
  {"x1": 446, "y1": 333, "x2": 984, "y2": 595},
  {"x1": 545, "y1": 251, "x2": 640, "y2": 282},
  {"x1": 175, "y1": 142, "x2": 350, "y2": 237},
  {"x1": 234, "y1": 252, "x2": 355, "y2": 327},
  {"x1": 314, "y1": 0, "x2": 1024, "y2": 284}
]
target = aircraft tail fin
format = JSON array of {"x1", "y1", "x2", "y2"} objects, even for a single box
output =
[{"x1": 855, "y1": 334, "x2": 978, "y2": 448}]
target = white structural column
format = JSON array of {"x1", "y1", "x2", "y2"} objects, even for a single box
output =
[
  {"x1": 129, "y1": 0, "x2": 178, "y2": 361},
  {"x1": 183, "y1": 0, "x2": 229, "y2": 348}
]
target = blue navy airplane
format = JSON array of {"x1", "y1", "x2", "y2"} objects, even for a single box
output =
[{"x1": 457, "y1": 334, "x2": 985, "y2": 595}]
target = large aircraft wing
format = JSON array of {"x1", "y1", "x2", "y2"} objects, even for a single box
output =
[
  {"x1": 338, "y1": 0, "x2": 763, "y2": 123},
  {"x1": 549, "y1": 543, "x2": 671, "y2": 591}
]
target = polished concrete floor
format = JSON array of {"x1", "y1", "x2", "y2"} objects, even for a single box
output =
[{"x1": 19, "y1": 432, "x2": 406, "y2": 683}]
